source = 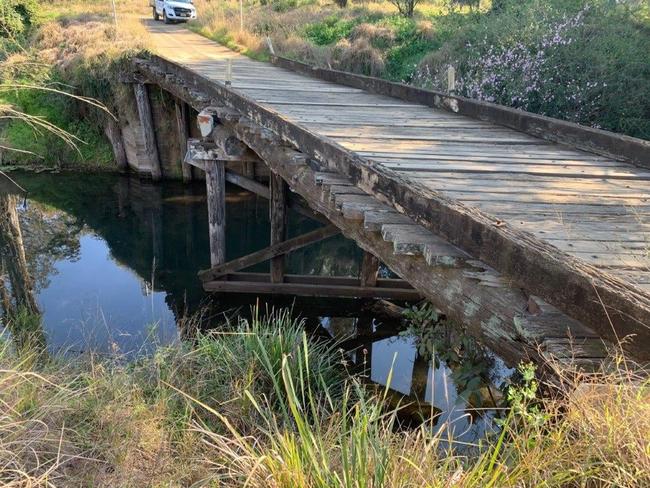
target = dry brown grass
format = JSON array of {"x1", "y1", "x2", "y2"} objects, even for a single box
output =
[
  {"x1": 0, "y1": 313, "x2": 648, "y2": 487},
  {"x1": 335, "y1": 37, "x2": 386, "y2": 76}
]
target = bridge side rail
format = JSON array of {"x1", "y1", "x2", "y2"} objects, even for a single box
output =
[{"x1": 270, "y1": 56, "x2": 650, "y2": 168}]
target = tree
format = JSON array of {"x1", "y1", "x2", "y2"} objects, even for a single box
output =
[{"x1": 390, "y1": 0, "x2": 421, "y2": 18}]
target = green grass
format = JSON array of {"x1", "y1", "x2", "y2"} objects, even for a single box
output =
[
  {"x1": 1, "y1": 306, "x2": 648, "y2": 486},
  {"x1": 1, "y1": 84, "x2": 114, "y2": 168}
]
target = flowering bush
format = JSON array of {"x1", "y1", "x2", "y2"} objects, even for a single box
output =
[{"x1": 413, "y1": 0, "x2": 650, "y2": 139}]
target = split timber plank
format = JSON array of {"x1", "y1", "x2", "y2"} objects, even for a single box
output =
[{"x1": 375, "y1": 163, "x2": 650, "y2": 180}]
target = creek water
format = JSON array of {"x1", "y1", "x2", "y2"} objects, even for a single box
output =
[{"x1": 2, "y1": 171, "x2": 511, "y2": 442}]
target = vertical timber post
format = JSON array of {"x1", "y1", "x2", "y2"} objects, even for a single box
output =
[
  {"x1": 133, "y1": 83, "x2": 162, "y2": 181},
  {"x1": 359, "y1": 251, "x2": 380, "y2": 287},
  {"x1": 205, "y1": 161, "x2": 226, "y2": 266},
  {"x1": 269, "y1": 173, "x2": 287, "y2": 283},
  {"x1": 175, "y1": 98, "x2": 192, "y2": 182}
]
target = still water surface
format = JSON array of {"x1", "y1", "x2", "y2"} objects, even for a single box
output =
[{"x1": 3, "y1": 171, "x2": 511, "y2": 440}]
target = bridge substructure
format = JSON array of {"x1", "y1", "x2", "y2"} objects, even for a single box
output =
[{"x1": 121, "y1": 25, "x2": 650, "y2": 368}]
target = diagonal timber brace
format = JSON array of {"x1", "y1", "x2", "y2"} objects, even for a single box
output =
[{"x1": 198, "y1": 225, "x2": 340, "y2": 281}]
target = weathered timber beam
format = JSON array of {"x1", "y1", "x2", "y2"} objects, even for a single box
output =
[
  {"x1": 204, "y1": 273, "x2": 422, "y2": 300},
  {"x1": 359, "y1": 251, "x2": 380, "y2": 288},
  {"x1": 225, "y1": 170, "x2": 269, "y2": 198},
  {"x1": 174, "y1": 98, "x2": 192, "y2": 182},
  {"x1": 270, "y1": 173, "x2": 287, "y2": 283},
  {"x1": 132, "y1": 56, "x2": 649, "y2": 360},
  {"x1": 220, "y1": 272, "x2": 415, "y2": 289},
  {"x1": 198, "y1": 225, "x2": 340, "y2": 281},
  {"x1": 225, "y1": 170, "x2": 329, "y2": 224},
  {"x1": 205, "y1": 160, "x2": 226, "y2": 266},
  {"x1": 133, "y1": 83, "x2": 162, "y2": 181},
  {"x1": 185, "y1": 138, "x2": 256, "y2": 163},
  {"x1": 104, "y1": 117, "x2": 128, "y2": 172}
]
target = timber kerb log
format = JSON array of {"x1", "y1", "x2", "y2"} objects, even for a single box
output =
[
  {"x1": 270, "y1": 55, "x2": 650, "y2": 168},
  {"x1": 132, "y1": 55, "x2": 650, "y2": 360}
]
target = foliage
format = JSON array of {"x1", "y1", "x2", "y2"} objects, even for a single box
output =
[
  {"x1": 304, "y1": 15, "x2": 359, "y2": 45},
  {"x1": 400, "y1": 303, "x2": 493, "y2": 408},
  {"x1": 0, "y1": 0, "x2": 38, "y2": 40},
  {"x1": 505, "y1": 361, "x2": 549, "y2": 427},
  {"x1": 414, "y1": 0, "x2": 650, "y2": 138}
]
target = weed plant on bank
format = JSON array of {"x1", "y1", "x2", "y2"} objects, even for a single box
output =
[{"x1": 0, "y1": 306, "x2": 648, "y2": 487}]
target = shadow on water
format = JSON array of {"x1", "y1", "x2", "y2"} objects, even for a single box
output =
[{"x1": 1, "y1": 171, "x2": 512, "y2": 441}]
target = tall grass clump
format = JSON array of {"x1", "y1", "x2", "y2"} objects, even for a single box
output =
[
  {"x1": 1, "y1": 305, "x2": 648, "y2": 486},
  {"x1": 184, "y1": 347, "x2": 650, "y2": 487}
]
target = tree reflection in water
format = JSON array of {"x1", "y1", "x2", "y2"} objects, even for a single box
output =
[{"x1": 0, "y1": 189, "x2": 46, "y2": 362}]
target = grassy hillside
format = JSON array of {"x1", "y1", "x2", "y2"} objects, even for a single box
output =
[
  {"x1": 0, "y1": 0, "x2": 148, "y2": 168},
  {"x1": 191, "y1": 0, "x2": 650, "y2": 140}
]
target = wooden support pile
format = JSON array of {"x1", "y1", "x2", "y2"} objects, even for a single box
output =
[{"x1": 133, "y1": 83, "x2": 163, "y2": 181}]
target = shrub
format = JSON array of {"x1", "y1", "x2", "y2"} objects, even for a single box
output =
[
  {"x1": 335, "y1": 37, "x2": 386, "y2": 76},
  {"x1": 0, "y1": 0, "x2": 38, "y2": 39},
  {"x1": 304, "y1": 15, "x2": 358, "y2": 45},
  {"x1": 414, "y1": 0, "x2": 650, "y2": 139}
]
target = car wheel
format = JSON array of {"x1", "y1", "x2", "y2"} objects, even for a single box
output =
[
  {"x1": 153, "y1": 7, "x2": 159, "y2": 21},
  {"x1": 163, "y1": 11, "x2": 171, "y2": 24}
]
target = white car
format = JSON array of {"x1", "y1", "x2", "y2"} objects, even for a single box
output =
[{"x1": 151, "y1": 0, "x2": 197, "y2": 24}]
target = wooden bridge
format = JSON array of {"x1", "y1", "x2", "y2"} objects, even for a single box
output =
[{"x1": 120, "y1": 21, "x2": 650, "y2": 367}]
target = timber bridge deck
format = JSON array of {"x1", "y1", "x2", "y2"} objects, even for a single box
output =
[{"x1": 124, "y1": 21, "x2": 650, "y2": 367}]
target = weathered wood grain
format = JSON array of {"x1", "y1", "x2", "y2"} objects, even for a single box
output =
[
  {"x1": 133, "y1": 83, "x2": 162, "y2": 180},
  {"x1": 270, "y1": 173, "x2": 287, "y2": 283},
  {"x1": 205, "y1": 161, "x2": 226, "y2": 266}
]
